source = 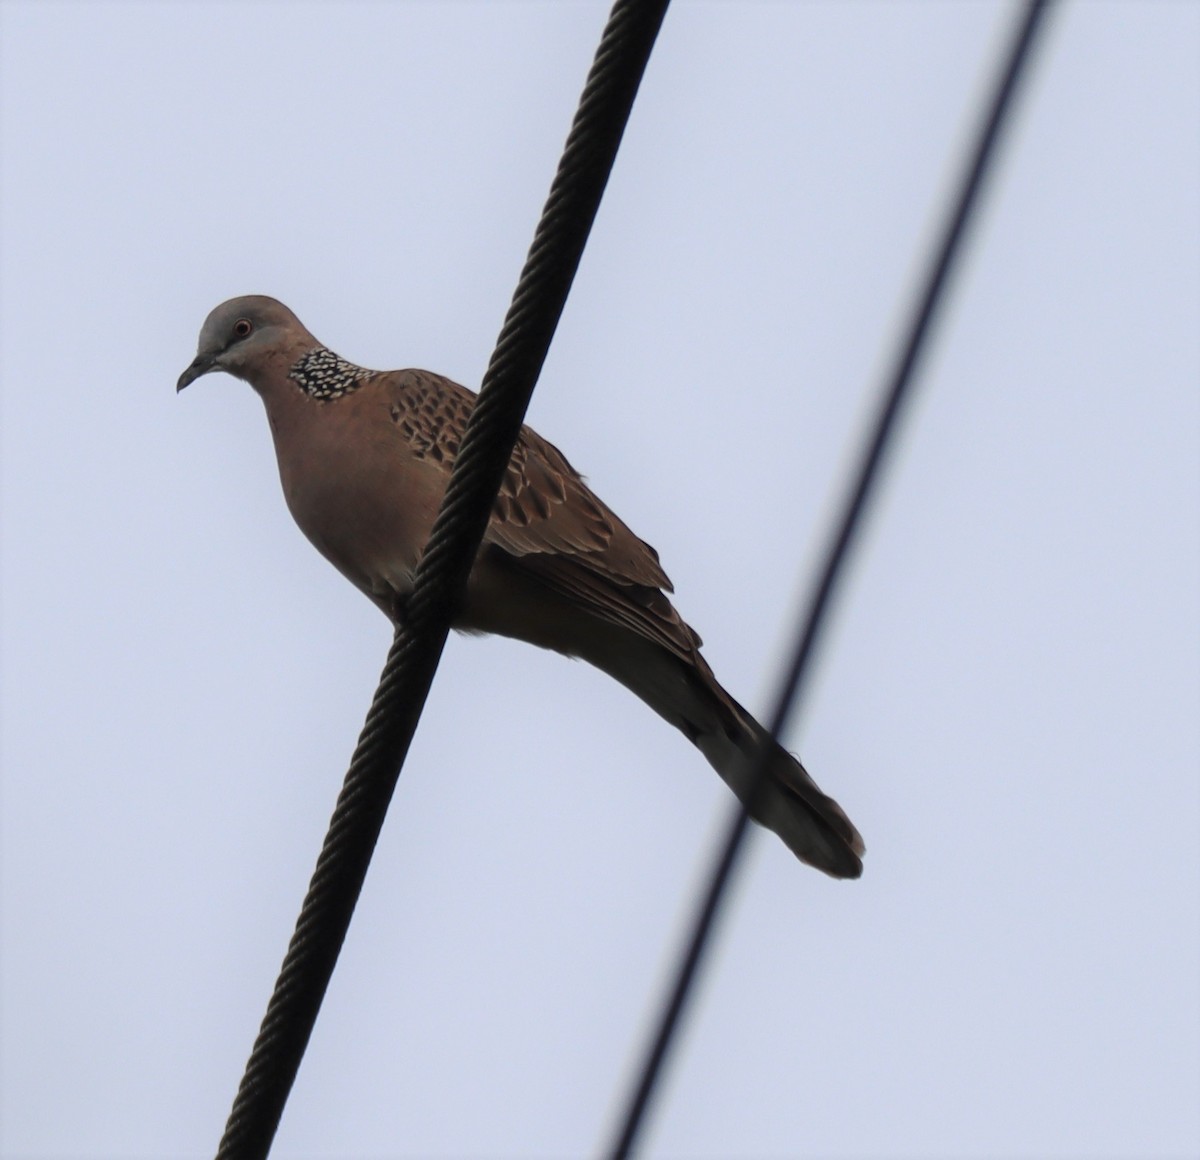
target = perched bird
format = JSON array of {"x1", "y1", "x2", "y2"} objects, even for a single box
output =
[{"x1": 179, "y1": 296, "x2": 864, "y2": 878}]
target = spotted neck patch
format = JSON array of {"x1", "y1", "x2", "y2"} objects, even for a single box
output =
[{"x1": 287, "y1": 347, "x2": 375, "y2": 401}]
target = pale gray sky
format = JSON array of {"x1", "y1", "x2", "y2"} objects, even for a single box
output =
[{"x1": 2, "y1": 2, "x2": 1197, "y2": 1157}]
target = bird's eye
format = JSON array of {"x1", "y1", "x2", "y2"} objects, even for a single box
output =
[{"x1": 233, "y1": 318, "x2": 253, "y2": 338}]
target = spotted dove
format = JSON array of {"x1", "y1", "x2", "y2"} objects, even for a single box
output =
[{"x1": 178, "y1": 296, "x2": 864, "y2": 878}]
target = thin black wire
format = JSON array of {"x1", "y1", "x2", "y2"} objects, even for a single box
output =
[
  {"x1": 213, "y1": 3, "x2": 670, "y2": 1157},
  {"x1": 605, "y1": 3, "x2": 1055, "y2": 1156}
]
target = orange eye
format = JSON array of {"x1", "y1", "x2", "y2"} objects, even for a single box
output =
[{"x1": 233, "y1": 318, "x2": 253, "y2": 338}]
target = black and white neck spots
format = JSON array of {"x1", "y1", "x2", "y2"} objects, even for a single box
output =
[{"x1": 288, "y1": 348, "x2": 375, "y2": 401}]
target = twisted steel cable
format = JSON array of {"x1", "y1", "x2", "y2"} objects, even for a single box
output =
[{"x1": 215, "y1": 3, "x2": 670, "y2": 1156}]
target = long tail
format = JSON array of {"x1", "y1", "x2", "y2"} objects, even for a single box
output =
[
  {"x1": 466, "y1": 553, "x2": 864, "y2": 876},
  {"x1": 694, "y1": 703, "x2": 864, "y2": 879},
  {"x1": 563, "y1": 620, "x2": 865, "y2": 878}
]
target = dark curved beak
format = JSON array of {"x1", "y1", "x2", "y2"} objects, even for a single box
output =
[{"x1": 176, "y1": 354, "x2": 215, "y2": 393}]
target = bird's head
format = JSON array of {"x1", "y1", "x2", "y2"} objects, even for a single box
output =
[{"x1": 177, "y1": 295, "x2": 317, "y2": 391}]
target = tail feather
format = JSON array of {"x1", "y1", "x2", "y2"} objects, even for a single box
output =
[
  {"x1": 610, "y1": 637, "x2": 864, "y2": 878},
  {"x1": 593, "y1": 642, "x2": 865, "y2": 876},
  {"x1": 697, "y1": 714, "x2": 864, "y2": 879},
  {"x1": 478, "y1": 559, "x2": 865, "y2": 877}
]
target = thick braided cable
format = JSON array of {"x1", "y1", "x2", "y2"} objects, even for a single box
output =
[{"x1": 215, "y1": 3, "x2": 670, "y2": 1156}]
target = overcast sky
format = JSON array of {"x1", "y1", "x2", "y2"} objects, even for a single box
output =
[{"x1": 2, "y1": 2, "x2": 1197, "y2": 1157}]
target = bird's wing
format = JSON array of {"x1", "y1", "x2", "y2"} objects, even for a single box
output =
[{"x1": 381, "y1": 368, "x2": 703, "y2": 663}]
